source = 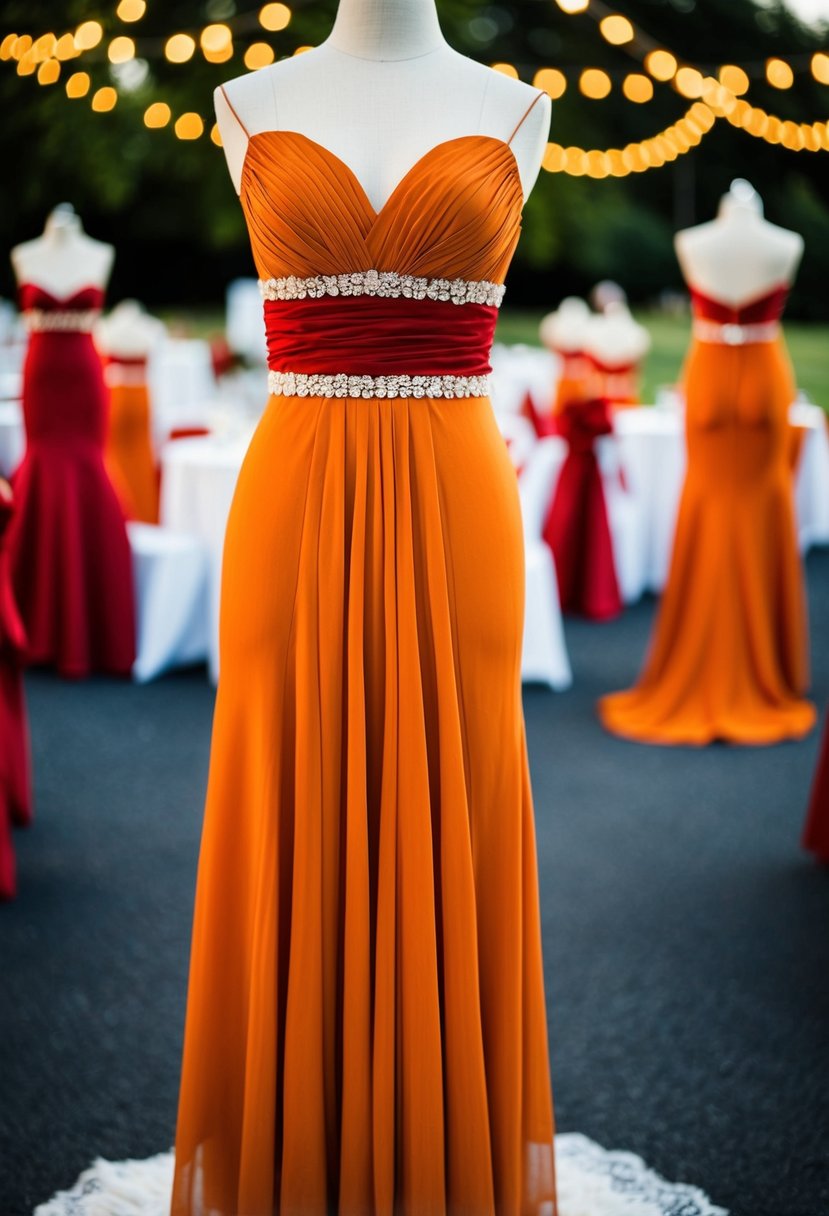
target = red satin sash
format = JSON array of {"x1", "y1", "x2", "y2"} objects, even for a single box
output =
[{"x1": 264, "y1": 296, "x2": 498, "y2": 376}]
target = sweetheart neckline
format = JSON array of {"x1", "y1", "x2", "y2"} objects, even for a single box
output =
[
  {"x1": 18, "y1": 282, "x2": 104, "y2": 307},
  {"x1": 239, "y1": 130, "x2": 524, "y2": 220},
  {"x1": 689, "y1": 281, "x2": 789, "y2": 313}
]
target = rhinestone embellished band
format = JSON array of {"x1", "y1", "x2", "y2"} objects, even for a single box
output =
[
  {"x1": 259, "y1": 270, "x2": 505, "y2": 308},
  {"x1": 23, "y1": 309, "x2": 101, "y2": 333},
  {"x1": 693, "y1": 318, "x2": 780, "y2": 346},
  {"x1": 267, "y1": 370, "x2": 490, "y2": 400}
]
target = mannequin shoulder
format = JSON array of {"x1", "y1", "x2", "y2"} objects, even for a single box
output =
[
  {"x1": 478, "y1": 65, "x2": 551, "y2": 139},
  {"x1": 215, "y1": 52, "x2": 320, "y2": 135}
]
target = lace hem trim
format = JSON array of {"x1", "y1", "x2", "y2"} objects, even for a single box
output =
[
  {"x1": 259, "y1": 270, "x2": 506, "y2": 307},
  {"x1": 32, "y1": 1137, "x2": 729, "y2": 1216},
  {"x1": 267, "y1": 370, "x2": 490, "y2": 399}
]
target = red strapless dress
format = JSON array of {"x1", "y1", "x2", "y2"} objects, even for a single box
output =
[
  {"x1": 0, "y1": 485, "x2": 31, "y2": 900},
  {"x1": 8, "y1": 285, "x2": 135, "y2": 677},
  {"x1": 803, "y1": 711, "x2": 829, "y2": 862},
  {"x1": 542, "y1": 395, "x2": 622, "y2": 620},
  {"x1": 600, "y1": 284, "x2": 815, "y2": 745}
]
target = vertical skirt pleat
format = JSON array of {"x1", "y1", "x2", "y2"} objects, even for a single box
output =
[{"x1": 172, "y1": 393, "x2": 555, "y2": 1216}]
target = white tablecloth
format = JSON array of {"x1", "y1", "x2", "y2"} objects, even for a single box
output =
[
  {"x1": 159, "y1": 430, "x2": 256, "y2": 681},
  {"x1": 0, "y1": 400, "x2": 24, "y2": 478},
  {"x1": 128, "y1": 522, "x2": 211, "y2": 682}
]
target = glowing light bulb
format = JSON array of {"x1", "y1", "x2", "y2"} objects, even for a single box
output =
[
  {"x1": 812, "y1": 52, "x2": 829, "y2": 84},
  {"x1": 144, "y1": 101, "x2": 172, "y2": 128},
  {"x1": 599, "y1": 15, "x2": 633, "y2": 45},
  {"x1": 75, "y1": 21, "x2": 103, "y2": 51},
  {"x1": 244, "y1": 42, "x2": 275, "y2": 70},
  {"x1": 165, "y1": 34, "x2": 196, "y2": 63},
  {"x1": 623, "y1": 73, "x2": 653, "y2": 103},
  {"x1": 117, "y1": 0, "x2": 146, "y2": 21},
  {"x1": 92, "y1": 86, "x2": 118, "y2": 112},
  {"x1": 718, "y1": 64, "x2": 748, "y2": 95},
  {"x1": 580, "y1": 68, "x2": 611, "y2": 99},
  {"x1": 66, "y1": 71, "x2": 90, "y2": 98},
  {"x1": 645, "y1": 49, "x2": 676, "y2": 81},
  {"x1": 260, "y1": 3, "x2": 291, "y2": 31},
  {"x1": 766, "y1": 58, "x2": 793, "y2": 89},
  {"x1": 108, "y1": 36, "x2": 135, "y2": 63},
  {"x1": 175, "y1": 112, "x2": 204, "y2": 140}
]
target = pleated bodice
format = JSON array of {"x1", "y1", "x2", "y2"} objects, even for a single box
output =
[{"x1": 240, "y1": 131, "x2": 525, "y2": 285}]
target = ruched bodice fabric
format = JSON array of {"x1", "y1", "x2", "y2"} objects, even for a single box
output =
[
  {"x1": 172, "y1": 117, "x2": 556, "y2": 1216},
  {"x1": 240, "y1": 131, "x2": 525, "y2": 284}
]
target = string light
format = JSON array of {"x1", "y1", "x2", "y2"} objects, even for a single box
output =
[
  {"x1": 492, "y1": 62, "x2": 519, "y2": 78},
  {"x1": 108, "y1": 36, "x2": 135, "y2": 63},
  {"x1": 766, "y1": 57, "x2": 794, "y2": 89},
  {"x1": 33, "y1": 34, "x2": 56, "y2": 62},
  {"x1": 144, "y1": 101, "x2": 171, "y2": 127},
  {"x1": 645, "y1": 49, "x2": 677, "y2": 81},
  {"x1": 91, "y1": 85, "x2": 117, "y2": 111},
  {"x1": 533, "y1": 67, "x2": 567, "y2": 98},
  {"x1": 599, "y1": 15, "x2": 634, "y2": 46},
  {"x1": 623, "y1": 73, "x2": 653, "y2": 103},
  {"x1": 175, "y1": 112, "x2": 204, "y2": 140},
  {"x1": 244, "y1": 42, "x2": 275, "y2": 70},
  {"x1": 65, "y1": 70, "x2": 90, "y2": 97},
  {"x1": 201, "y1": 24, "x2": 232, "y2": 54},
  {"x1": 74, "y1": 21, "x2": 103, "y2": 51},
  {"x1": 580, "y1": 68, "x2": 612, "y2": 98},
  {"x1": 675, "y1": 66, "x2": 705, "y2": 97},
  {"x1": 165, "y1": 34, "x2": 196, "y2": 63},
  {"x1": 259, "y1": 3, "x2": 291, "y2": 32},
  {"x1": 210, "y1": 123, "x2": 223, "y2": 146},
  {"x1": 0, "y1": 34, "x2": 16, "y2": 59},
  {"x1": 116, "y1": 0, "x2": 146, "y2": 21},
  {"x1": 37, "y1": 58, "x2": 60, "y2": 85},
  {"x1": 54, "y1": 34, "x2": 78, "y2": 60},
  {"x1": 812, "y1": 52, "x2": 829, "y2": 84},
  {"x1": 718, "y1": 64, "x2": 749, "y2": 95},
  {"x1": 555, "y1": 0, "x2": 589, "y2": 12}
]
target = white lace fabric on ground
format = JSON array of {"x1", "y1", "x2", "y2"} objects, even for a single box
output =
[{"x1": 33, "y1": 1136, "x2": 727, "y2": 1216}]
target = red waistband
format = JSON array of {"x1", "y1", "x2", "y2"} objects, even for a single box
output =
[{"x1": 264, "y1": 296, "x2": 498, "y2": 377}]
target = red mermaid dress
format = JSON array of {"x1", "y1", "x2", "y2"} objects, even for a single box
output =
[
  {"x1": 0, "y1": 483, "x2": 31, "y2": 900},
  {"x1": 8, "y1": 285, "x2": 135, "y2": 677}
]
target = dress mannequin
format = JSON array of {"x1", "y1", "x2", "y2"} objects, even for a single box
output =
[
  {"x1": 674, "y1": 178, "x2": 803, "y2": 307},
  {"x1": 95, "y1": 298, "x2": 165, "y2": 360},
  {"x1": 11, "y1": 204, "x2": 113, "y2": 300},
  {"x1": 584, "y1": 302, "x2": 650, "y2": 407},
  {"x1": 214, "y1": 0, "x2": 550, "y2": 205},
  {"x1": 539, "y1": 297, "x2": 595, "y2": 414},
  {"x1": 599, "y1": 182, "x2": 814, "y2": 745}
]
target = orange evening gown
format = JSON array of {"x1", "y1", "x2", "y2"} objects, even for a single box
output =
[
  {"x1": 104, "y1": 356, "x2": 159, "y2": 523},
  {"x1": 599, "y1": 286, "x2": 816, "y2": 746},
  {"x1": 172, "y1": 104, "x2": 557, "y2": 1216}
]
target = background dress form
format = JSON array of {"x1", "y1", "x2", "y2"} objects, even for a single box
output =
[
  {"x1": 9, "y1": 211, "x2": 135, "y2": 677},
  {"x1": 599, "y1": 192, "x2": 815, "y2": 745}
]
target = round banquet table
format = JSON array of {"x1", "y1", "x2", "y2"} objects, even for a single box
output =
[{"x1": 159, "y1": 429, "x2": 257, "y2": 682}]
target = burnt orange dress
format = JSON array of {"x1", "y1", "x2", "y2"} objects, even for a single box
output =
[
  {"x1": 104, "y1": 356, "x2": 159, "y2": 523},
  {"x1": 172, "y1": 99, "x2": 556, "y2": 1216},
  {"x1": 599, "y1": 286, "x2": 816, "y2": 746}
]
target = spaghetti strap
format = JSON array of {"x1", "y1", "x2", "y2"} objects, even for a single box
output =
[
  {"x1": 219, "y1": 84, "x2": 250, "y2": 138},
  {"x1": 507, "y1": 89, "x2": 546, "y2": 146}
]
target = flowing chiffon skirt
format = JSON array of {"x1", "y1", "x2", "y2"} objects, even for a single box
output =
[
  {"x1": 172, "y1": 392, "x2": 556, "y2": 1216},
  {"x1": 9, "y1": 331, "x2": 135, "y2": 677}
]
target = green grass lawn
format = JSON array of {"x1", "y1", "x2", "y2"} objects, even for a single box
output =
[{"x1": 495, "y1": 309, "x2": 829, "y2": 413}]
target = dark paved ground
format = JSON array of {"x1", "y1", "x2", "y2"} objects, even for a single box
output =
[{"x1": 1, "y1": 552, "x2": 828, "y2": 1216}]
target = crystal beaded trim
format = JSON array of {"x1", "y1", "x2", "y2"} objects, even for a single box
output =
[
  {"x1": 268, "y1": 370, "x2": 490, "y2": 399},
  {"x1": 259, "y1": 270, "x2": 506, "y2": 308},
  {"x1": 693, "y1": 318, "x2": 780, "y2": 346},
  {"x1": 23, "y1": 309, "x2": 100, "y2": 333}
]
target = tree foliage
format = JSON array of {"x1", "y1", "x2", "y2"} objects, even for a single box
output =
[{"x1": 2, "y1": 0, "x2": 828, "y2": 314}]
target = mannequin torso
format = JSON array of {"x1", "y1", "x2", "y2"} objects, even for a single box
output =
[
  {"x1": 675, "y1": 196, "x2": 803, "y2": 309},
  {"x1": 12, "y1": 206, "x2": 114, "y2": 301},
  {"x1": 96, "y1": 300, "x2": 165, "y2": 360},
  {"x1": 214, "y1": 0, "x2": 550, "y2": 206}
]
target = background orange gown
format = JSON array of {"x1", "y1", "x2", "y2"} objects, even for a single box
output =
[
  {"x1": 599, "y1": 321, "x2": 815, "y2": 746},
  {"x1": 172, "y1": 122, "x2": 556, "y2": 1216}
]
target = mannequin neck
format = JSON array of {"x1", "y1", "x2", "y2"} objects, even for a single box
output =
[
  {"x1": 326, "y1": 0, "x2": 445, "y2": 61},
  {"x1": 44, "y1": 208, "x2": 83, "y2": 244},
  {"x1": 717, "y1": 195, "x2": 764, "y2": 225}
]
